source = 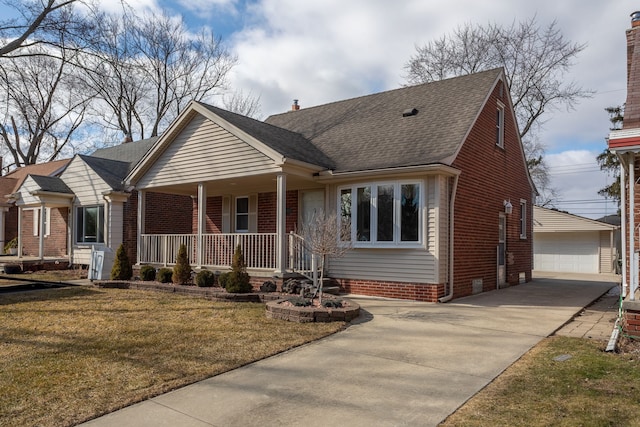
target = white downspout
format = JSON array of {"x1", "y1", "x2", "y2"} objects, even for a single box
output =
[
  {"x1": 630, "y1": 153, "x2": 636, "y2": 301},
  {"x1": 620, "y1": 159, "x2": 627, "y2": 297},
  {"x1": 439, "y1": 174, "x2": 459, "y2": 303}
]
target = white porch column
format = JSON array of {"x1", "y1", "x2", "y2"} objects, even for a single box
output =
[
  {"x1": 621, "y1": 162, "x2": 627, "y2": 296},
  {"x1": 39, "y1": 202, "x2": 45, "y2": 260},
  {"x1": 67, "y1": 202, "x2": 73, "y2": 263},
  {"x1": 197, "y1": 183, "x2": 206, "y2": 268},
  {"x1": 630, "y1": 153, "x2": 636, "y2": 301},
  {"x1": 17, "y1": 206, "x2": 22, "y2": 258},
  {"x1": 275, "y1": 173, "x2": 287, "y2": 275},
  {"x1": 137, "y1": 190, "x2": 146, "y2": 265}
]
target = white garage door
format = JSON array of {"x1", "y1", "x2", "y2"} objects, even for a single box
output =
[{"x1": 534, "y1": 232, "x2": 599, "y2": 273}]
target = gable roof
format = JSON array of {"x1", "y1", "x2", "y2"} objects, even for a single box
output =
[
  {"x1": 197, "y1": 103, "x2": 335, "y2": 169},
  {"x1": 533, "y1": 206, "x2": 619, "y2": 232},
  {"x1": 77, "y1": 155, "x2": 131, "y2": 191},
  {"x1": 265, "y1": 68, "x2": 503, "y2": 173},
  {"x1": 2, "y1": 158, "x2": 71, "y2": 194},
  {"x1": 28, "y1": 175, "x2": 73, "y2": 194}
]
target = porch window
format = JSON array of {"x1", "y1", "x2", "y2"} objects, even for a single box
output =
[
  {"x1": 76, "y1": 205, "x2": 104, "y2": 243},
  {"x1": 235, "y1": 197, "x2": 249, "y2": 232},
  {"x1": 338, "y1": 181, "x2": 423, "y2": 247}
]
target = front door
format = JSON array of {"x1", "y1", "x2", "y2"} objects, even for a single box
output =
[
  {"x1": 497, "y1": 214, "x2": 506, "y2": 288},
  {"x1": 301, "y1": 190, "x2": 325, "y2": 225}
]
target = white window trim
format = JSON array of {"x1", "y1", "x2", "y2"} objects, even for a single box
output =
[
  {"x1": 76, "y1": 205, "x2": 105, "y2": 244},
  {"x1": 519, "y1": 199, "x2": 527, "y2": 239},
  {"x1": 496, "y1": 101, "x2": 505, "y2": 148},
  {"x1": 338, "y1": 180, "x2": 424, "y2": 249},
  {"x1": 235, "y1": 196, "x2": 249, "y2": 233}
]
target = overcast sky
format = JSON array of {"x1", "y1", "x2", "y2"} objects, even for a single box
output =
[{"x1": 99, "y1": 0, "x2": 633, "y2": 218}]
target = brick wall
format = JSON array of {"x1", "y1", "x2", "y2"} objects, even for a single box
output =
[
  {"x1": 450, "y1": 80, "x2": 533, "y2": 299},
  {"x1": 20, "y1": 207, "x2": 68, "y2": 257},
  {"x1": 338, "y1": 278, "x2": 445, "y2": 302},
  {"x1": 257, "y1": 190, "x2": 298, "y2": 233},
  {"x1": 623, "y1": 309, "x2": 640, "y2": 335}
]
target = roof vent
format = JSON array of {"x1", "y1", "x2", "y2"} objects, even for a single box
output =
[
  {"x1": 633, "y1": 11, "x2": 640, "y2": 23},
  {"x1": 402, "y1": 108, "x2": 418, "y2": 117}
]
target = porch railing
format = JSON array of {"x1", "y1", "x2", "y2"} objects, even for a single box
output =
[{"x1": 139, "y1": 232, "x2": 316, "y2": 278}]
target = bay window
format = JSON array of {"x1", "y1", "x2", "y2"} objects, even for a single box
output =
[{"x1": 339, "y1": 181, "x2": 423, "y2": 246}]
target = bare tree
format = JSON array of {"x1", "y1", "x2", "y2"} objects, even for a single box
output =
[
  {"x1": 299, "y1": 211, "x2": 351, "y2": 303},
  {"x1": 222, "y1": 89, "x2": 263, "y2": 119},
  {"x1": 405, "y1": 17, "x2": 592, "y2": 198},
  {"x1": 0, "y1": 0, "x2": 90, "y2": 58},
  {"x1": 0, "y1": 41, "x2": 89, "y2": 167},
  {"x1": 79, "y1": 8, "x2": 237, "y2": 140}
]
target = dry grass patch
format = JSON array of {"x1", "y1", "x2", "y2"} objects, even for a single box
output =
[
  {"x1": 441, "y1": 336, "x2": 640, "y2": 427},
  {"x1": 0, "y1": 268, "x2": 87, "y2": 286},
  {"x1": 0, "y1": 287, "x2": 344, "y2": 427}
]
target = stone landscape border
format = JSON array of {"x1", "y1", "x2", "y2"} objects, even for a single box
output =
[{"x1": 265, "y1": 298, "x2": 360, "y2": 323}]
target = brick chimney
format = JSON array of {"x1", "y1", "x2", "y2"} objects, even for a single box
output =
[
  {"x1": 292, "y1": 99, "x2": 300, "y2": 111},
  {"x1": 624, "y1": 11, "x2": 640, "y2": 129}
]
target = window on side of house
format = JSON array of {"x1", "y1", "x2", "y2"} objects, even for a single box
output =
[
  {"x1": 235, "y1": 196, "x2": 249, "y2": 232},
  {"x1": 519, "y1": 199, "x2": 527, "y2": 239},
  {"x1": 496, "y1": 101, "x2": 505, "y2": 148},
  {"x1": 76, "y1": 205, "x2": 104, "y2": 243},
  {"x1": 338, "y1": 181, "x2": 423, "y2": 247}
]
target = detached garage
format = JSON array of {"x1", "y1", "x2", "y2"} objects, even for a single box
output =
[{"x1": 533, "y1": 206, "x2": 619, "y2": 274}]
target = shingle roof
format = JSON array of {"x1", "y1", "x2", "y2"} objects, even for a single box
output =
[
  {"x1": 90, "y1": 137, "x2": 159, "y2": 172},
  {"x1": 196, "y1": 103, "x2": 335, "y2": 168},
  {"x1": 3, "y1": 158, "x2": 70, "y2": 193},
  {"x1": 29, "y1": 175, "x2": 73, "y2": 194},
  {"x1": 265, "y1": 68, "x2": 502, "y2": 172},
  {"x1": 78, "y1": 155, "x2": 131, "y2": 190}
]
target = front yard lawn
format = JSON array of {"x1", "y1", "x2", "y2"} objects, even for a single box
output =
[
  {"x1": 441, "y1": 336, "x2": 640, "y2": 426},
  {"x1": 0, "y1": 287, "x2": 344, "y2": 427}
]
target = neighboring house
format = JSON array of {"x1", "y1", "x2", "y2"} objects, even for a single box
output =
[
  {"x1": 122, "y1": 67, "x2": 535, "y2": 301},
  {"x1": 8, "y1": 138, "x2": 160, "y2": 264},
  {"x1": 607, "y1": 11, "x2": 640, "y2": 334},
  {"x1": 0, "y1": 159, "x2": 70, "y2": 253},
  {"x1": 533, "y1": 206, "x2": 619, "y2": 274}
]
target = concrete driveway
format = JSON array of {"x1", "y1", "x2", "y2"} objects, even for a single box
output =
[{"x1": 80, "y1": 273, "x2": 617, "y2": 427}]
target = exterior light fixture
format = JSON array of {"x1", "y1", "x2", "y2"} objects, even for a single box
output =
[{"x1": 503, "y1": 200, "x2": 513, "y2": 215}]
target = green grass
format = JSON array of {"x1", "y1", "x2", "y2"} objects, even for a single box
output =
[
  {"x1": 441, "y1": 336, "x2": 640, "y2": 426},
  {"x1": 0, "y1": 287, "x2": 344, "y2": 427}
]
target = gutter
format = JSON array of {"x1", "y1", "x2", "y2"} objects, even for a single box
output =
[{"x1": 439, "y1": 173, "x2": 459, "y2": 303}]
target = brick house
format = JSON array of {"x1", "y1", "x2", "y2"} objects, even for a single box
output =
[
  {"x1": 0, "y1": 159, "x2": 70, "y2": 255},
  {"x1": 122, "y1": 67, "x2": 535, "y2": 301},
  {"x1": 607, "y1": 11, "x2": 640, "y2": 333}
]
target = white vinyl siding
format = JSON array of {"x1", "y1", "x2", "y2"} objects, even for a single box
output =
[
  {"x1": 108, "y1": 202, "x2": 124, "y2": 249},
  {"x1": 60, "y1": 157, "x2": 113, "y2": 205},
  {"x1": 137, "y1": 115, "x2": 280, "y2": 189}
]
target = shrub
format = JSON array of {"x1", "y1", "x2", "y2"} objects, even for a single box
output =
[
  {"x1": 195, "y1": 270, "x2": 215, "y2": 287},
  {"x1": 225, "y1": 245, "x2": 252, "y2": 293},
  {"x1": 140, "y1": 265, "x2": 156, "y2": 281},
  {"x1": 110, "y1": 244, "x2": 132, "y2": 280},
  {"x1": 287, "y1": 297, "x2": 311, "y2": 307},
  {"x1": 218, "y1": 271, "x2": 231, "y2": 289},
  {"x1": 172, "y1": 244, "x2": 192, "y2": 285},
  {"x1": 260, "y1": 280, "x2": 277, "y2": 292},
  {"x1": 322, "y1": 299, "x2": 343, "y2": 308},
  {"x1": 157, "y1": 268, "x2": 173, "y2": 283}
]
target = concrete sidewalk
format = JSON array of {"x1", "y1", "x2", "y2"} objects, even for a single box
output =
[{"x1": 80, "y1": 274, "x2": 616, "y2": 427}]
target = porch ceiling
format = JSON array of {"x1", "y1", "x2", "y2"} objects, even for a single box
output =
[{"x1": 141, "y1": 172, "x2": 323, "y2": 197}]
